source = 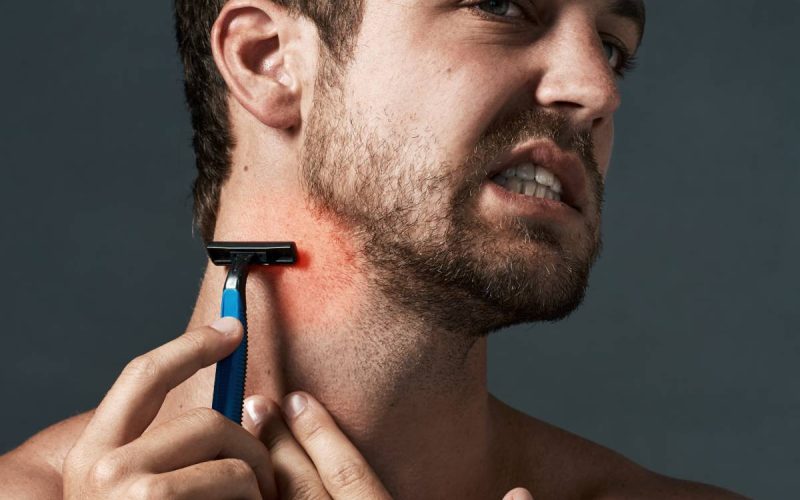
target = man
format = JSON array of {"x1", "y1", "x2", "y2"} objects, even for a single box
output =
[{"x1": 0, "y1": 0, "x2": 745, "y2": 498}]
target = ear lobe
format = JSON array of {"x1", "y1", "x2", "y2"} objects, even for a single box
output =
[{"x1": 211, "y1": 1, "x2": 301, "y2": 130}]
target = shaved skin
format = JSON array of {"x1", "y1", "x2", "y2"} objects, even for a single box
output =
[{"x1": 1, "y1": 0, "x2": 746, "y2": 498}]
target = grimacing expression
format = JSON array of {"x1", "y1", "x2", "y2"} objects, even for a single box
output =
[{"x1": 300, "y1": 0, "x2": 641, "y2": 336}]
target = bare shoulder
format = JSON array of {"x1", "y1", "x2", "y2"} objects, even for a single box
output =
[
  {"x1": 0, "y1": 410, "x2": 94, "y2": 499},
  {"x1": 491, "y1": 397, "x2": 748, "y2": 500}
]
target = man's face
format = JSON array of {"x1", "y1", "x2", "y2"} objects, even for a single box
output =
[{"x1": 300, "y1": 0, "x2": 642, "y2": 335}]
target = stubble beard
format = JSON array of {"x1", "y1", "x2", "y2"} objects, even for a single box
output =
[{"x1": 300, "y1": 58, "x2": 605, "y2": 338}]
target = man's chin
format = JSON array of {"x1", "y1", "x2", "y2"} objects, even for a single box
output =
[
  {"x1": 461, "y1": 256, "x2": 592, "y2": 332},
  {"x1": 365, "y1": 227, "x2": 596, "y2": 337}
]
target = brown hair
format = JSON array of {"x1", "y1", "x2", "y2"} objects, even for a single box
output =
[{"x1": 173, "y1": 0, "x2": 363, "y2": 242}]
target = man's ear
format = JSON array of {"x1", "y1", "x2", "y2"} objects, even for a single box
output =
[{"x1": 211, "y1": 0, "x2": 302, "y2": 129}]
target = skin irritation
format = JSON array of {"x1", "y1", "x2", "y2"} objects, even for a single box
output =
[{"x1": 161, "y1": 0, "x2": 646, "y2": 498}]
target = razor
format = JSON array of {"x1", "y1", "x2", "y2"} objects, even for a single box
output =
[{"x1": 206, "y1": 242, "x2": 298, "y2": 423}]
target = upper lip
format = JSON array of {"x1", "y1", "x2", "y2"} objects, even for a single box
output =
[{"x1": 485, "y1": 139, "x2": 589, "y2": 213}]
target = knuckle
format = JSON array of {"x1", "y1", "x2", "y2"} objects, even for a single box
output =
[
  {"x1": 329, "y1": 461, "x2": 369, "y2": 492},
  {"x1": 185, "y1": 406, "x2": 228, "y2": 432},
  {"x1": 123, "y1": 355, "x2": 160, "y2": 383},
  {"x1": 177, "y1": 329, "x2": 211, "y2": 356},
  {"x1": 221, "y1": 460, "x2": 260, "y2": 498},
  {"x1": 224, "y1": 458, "x2": 256, "y2": 480},
  {"x1": 288, "y1": 478, "x2": 328, "y2": 500},
  {"x1": 300, "y1": 420, "x2": 327, "y2": 444},
  {"x1": 87, "y1": 453, "x2": 128, "y2": 490},
  {"x1": 126, "y1": 476, "x2": 172, "y2": 499}
]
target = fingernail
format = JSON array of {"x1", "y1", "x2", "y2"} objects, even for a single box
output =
[
  {"x1": 244, "y1": 397, "x2": 269, "y2": 426},
  {"x1": 283, "y1": 393, "x2": 308, "y2": 420},
  {"x1": 211, "y1": 317, "x2": 240, "y2": 336}
]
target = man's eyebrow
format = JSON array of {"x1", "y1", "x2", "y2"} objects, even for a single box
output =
[{"x1": 608, "y1": 0, "x2": 647, "y2": 49}]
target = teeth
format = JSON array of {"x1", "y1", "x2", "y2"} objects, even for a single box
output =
[
  {"x1": 523, "y1": 181, "x2": 537, "y2": 196},
  {"x1": 491, "y1": 177, "x2": 561, "y2": 202},
  {"x1": 497, "y1": 164, "x2": 562, "y2": 194},
  {"x1": 492, "y1": 163, "x2": 563, "y2": 202},
  {"x1": 516, "y1": 163, "x2": 537, "y2": 181},
  {"x1": 535, "y1": 168, "x2": 555, "y2": 187}
]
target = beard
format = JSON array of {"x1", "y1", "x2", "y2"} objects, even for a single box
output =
[{"x1": 300, "y1": 59, "x2": 605, "y2": 337}]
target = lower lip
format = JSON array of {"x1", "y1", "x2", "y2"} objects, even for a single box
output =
[{"x1": 481, "y1": 180, "x2": 583, "y2": 221}]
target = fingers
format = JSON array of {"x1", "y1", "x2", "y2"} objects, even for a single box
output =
[
  {"x1": 245, "y1": 396, "x2": 332, "y2": 500},
  {"x1": 127, "y1": 458, "x2": 263, "y2": 500},
  {"x1": 280, "y1": 392, "x2": 391, "y2": 500},
  {"x1": 114, "y1": 407, "x2": 277, "y2": 499},
  {"x1": 503, "y1": 487, "x2": 534, "y2": 500},
  {"x1": 81, "y1": 317, "x2": 243, "y2": 452}
]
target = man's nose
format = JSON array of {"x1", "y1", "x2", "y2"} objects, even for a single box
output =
[{"x1": 532, "y1": 18, "x2": 622, "y2": 130}]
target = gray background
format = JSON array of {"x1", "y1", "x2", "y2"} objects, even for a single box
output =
[{"x1": 0, "y1": 1, "x2": 797, "y2": 498}]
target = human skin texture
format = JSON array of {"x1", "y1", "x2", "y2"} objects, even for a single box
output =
[
  {"x1": 0, "y1": 1, "x2": 747, "y2": 499},
  {"x1": 168, "y1": 0, "x2": 737, "y2": 497},
  {"x1": 184, "y1": 1, "x2": 630, "y2": 497}
]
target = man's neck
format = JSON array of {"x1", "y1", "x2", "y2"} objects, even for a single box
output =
[{"x1": 161, "y1": 206, "x2": 517, "y2": 498}]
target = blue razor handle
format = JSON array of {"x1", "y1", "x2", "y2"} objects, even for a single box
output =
[
  {"x1": 207, "y1": 242, "x2": 298, "y2": 425},
  {"x1": 212, "y1": 254, "x2": 252, "y2": 424}
]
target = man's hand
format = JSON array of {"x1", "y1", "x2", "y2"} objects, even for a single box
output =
[
  {"x1": 243, "y1": 392, "x2": 534, "y2": 500},
  {"x1": 242, "y1": 393, "x2": 392, "y2": 499},
  {"x1": 62, "y1": 318, "x2": 278, "y2": 499}
]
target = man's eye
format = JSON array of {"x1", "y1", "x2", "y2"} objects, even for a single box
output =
[
  {"x1": 602, "y1": 41, "x2": 622, "y2": 68},
  {"x1": 602, "y1": 39, "x2": 637, "y2": 77},
  {"x1": 475, "y1": 0, "x2": 526, "y2": 19}
]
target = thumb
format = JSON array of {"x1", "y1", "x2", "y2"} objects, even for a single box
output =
[
  {"x1": 242, "y1": 395, "x2": 273, "y2": 438},
  {"x1": 503, "y1": 487, "x2": 534, "y2": 500}
]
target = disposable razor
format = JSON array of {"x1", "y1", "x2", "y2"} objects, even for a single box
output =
[{"x1": 206, "y1": 242, "x2": 298, "y2": 423}]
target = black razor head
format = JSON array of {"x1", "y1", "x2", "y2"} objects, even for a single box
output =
[{"x1": 206, "y1": 242, "x2": 298, "y2": 266}]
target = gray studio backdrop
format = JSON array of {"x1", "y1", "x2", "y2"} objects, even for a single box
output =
[{"x1": 1, "y1": 1, "x2": 797, "y2": 498}]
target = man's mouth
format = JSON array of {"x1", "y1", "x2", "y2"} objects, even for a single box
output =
[
  {"x1": 489, "y1": 163, "x2": 562, "y2": 202},
  {"x1": 483, "y1": 139, "x2": 588, "y2": 215}
]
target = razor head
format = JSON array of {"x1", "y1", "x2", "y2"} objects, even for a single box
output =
[{"x1": 206, "y1": 242, "x2": 298, "y2": 266}]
